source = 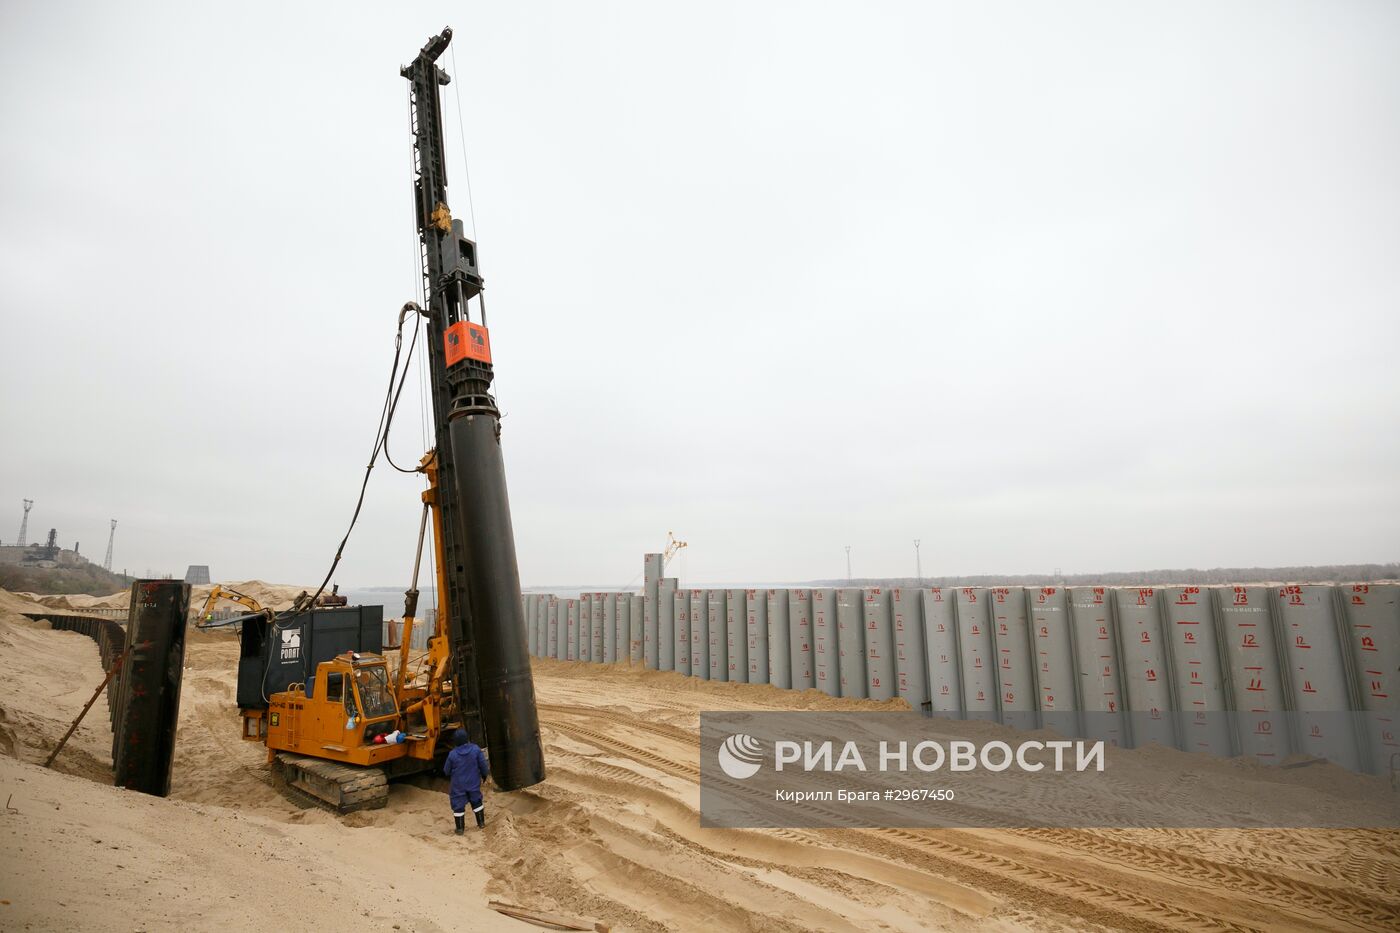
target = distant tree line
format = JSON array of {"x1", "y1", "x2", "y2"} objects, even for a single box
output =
[
  {"x1": 0, "y1": 562, "x2": 134, "y2": 596},
  {"x1": 810, "y1": 563, "x2": 1400, "y2": 588}
]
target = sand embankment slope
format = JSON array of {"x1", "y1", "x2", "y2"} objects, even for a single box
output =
[
  {"x1": 0, "y1": 588, "x2": 49, "y2": 616},
  {"x1": 1, "y1": 754, "x2": 525, "y2": 932},
  {"x1": 18, "y1": 580, "x2": 312, "y2": 613},
  {"x1": 0, "y1": 604, "x2": 527, "y2": 933}
]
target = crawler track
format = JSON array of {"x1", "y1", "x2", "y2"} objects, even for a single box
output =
[{"x1": 272, "y1": 753, "x2": 388, "y2": 813}]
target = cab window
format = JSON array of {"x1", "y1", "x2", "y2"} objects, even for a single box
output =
[
  {"x1": 327, "y1": 672, "x2": 356, "y2": 719},
  {"x1": 353, "y1": 666, "x2": 397, "y2": 719}
]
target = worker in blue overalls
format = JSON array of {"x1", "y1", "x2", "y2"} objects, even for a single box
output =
[{"x1": 443, "y1": 728, "x2": 490, "y2": 834}]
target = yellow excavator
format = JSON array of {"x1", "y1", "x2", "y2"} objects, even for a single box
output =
[
  {"x1": 194, "y1": 585, "x2": 274, "y2": 629},
  {"x1": 195, "y1": 584, "x2": 344, "y2": 630}
]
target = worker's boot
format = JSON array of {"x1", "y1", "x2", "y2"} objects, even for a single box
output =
[
  {"x1": 475, "y1": 807, "x2": 485, "y2": 829},
  {"x1": 454, "y1": 815, "x2": 465, "y2": 835}
]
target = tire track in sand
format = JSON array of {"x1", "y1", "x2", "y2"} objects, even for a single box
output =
[
  {"x1": 539, "y1": 704, "x2": 1396, "y2": 932},
  {"x1": 540, "y1": 711, "x2": 1256, "y2": 932}
]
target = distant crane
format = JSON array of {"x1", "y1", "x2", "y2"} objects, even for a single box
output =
[
  {"x1": 662, "y1": 530, "x2": 688, "y2": 569},
  {"x1": 16, "y1": 498, "x2": 33, "y2": 546},
  {"x1": 103, "y1": 519, "x2": 117, "y2": 571},
  {"x1": 914, "y1": 539, "x2": 923, "y2": 583}
]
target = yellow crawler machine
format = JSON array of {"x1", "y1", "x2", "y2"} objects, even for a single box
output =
[
  {"x1": 263, "y1": 652, "x2": 432, "y2": 811},
  {"x1": 247, "y1": 455, "x2": 457, "y2": 812}
]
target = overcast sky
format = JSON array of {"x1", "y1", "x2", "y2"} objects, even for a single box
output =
[{"x1": 2, "y1": 1, "x2": 1397, "y2": 590}]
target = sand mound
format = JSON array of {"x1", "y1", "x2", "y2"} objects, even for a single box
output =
[
  {"x1": 20, "y1": 580, "x2": 313, "y2": 615},
  {"x1": 187, "y1": 580, "x2": 312, "y2": 612},
  {"x1": 16, "y1": 591, "x2": 128, "y2": 610},
  {"x1": 0, "y1": 588, "x2": 48, "y2": 615},
  {"x1": 0, "y1": 754, "x2": 518, "y2": 931}
]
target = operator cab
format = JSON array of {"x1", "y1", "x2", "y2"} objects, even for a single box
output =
[
  {"x1": 319, "y1": 653, "x2": 399, "y2": 742},
  {"x1": 259, "y1": 649, "x2": 417, "y2": 765}
]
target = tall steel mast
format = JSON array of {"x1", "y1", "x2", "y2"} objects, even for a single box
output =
[{"x1": 402, "y1": 28, "x2": 544, "y2": 791}]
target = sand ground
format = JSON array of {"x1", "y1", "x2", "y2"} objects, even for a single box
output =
[{"x1": 1, "y1": 595, "x2": 1398, "y2": 932}]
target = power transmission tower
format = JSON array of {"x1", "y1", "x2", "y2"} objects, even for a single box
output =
[
  {"x1": 914, "y1": 539, "x2": 922, "y2": 583},
  {"x1": 17, "y1": 499, "x2": 33, "y2": 546},
  {"x1": 845, "y1": 545, "x2": 852, "y2": 583},
  {"x1": 103, "y1": 519, "x2": 117, "y2": 571}
]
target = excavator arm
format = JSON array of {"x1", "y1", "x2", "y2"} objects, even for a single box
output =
[{"x1": 195, "y1": 585, "x2": 272, "y2": 629}]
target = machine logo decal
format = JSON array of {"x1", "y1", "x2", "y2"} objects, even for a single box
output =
[{"x1": 280, "y1": 628, "x2": 301, "y2": 662}]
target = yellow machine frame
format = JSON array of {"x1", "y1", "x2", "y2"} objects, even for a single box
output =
[{"x1": 243, "y1": 450, "x2": 456, "y2": 772}]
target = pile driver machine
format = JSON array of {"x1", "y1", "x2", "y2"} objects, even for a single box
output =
[{"x1": 235, "y1": 28, "x2": 545, "y2": 811}]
